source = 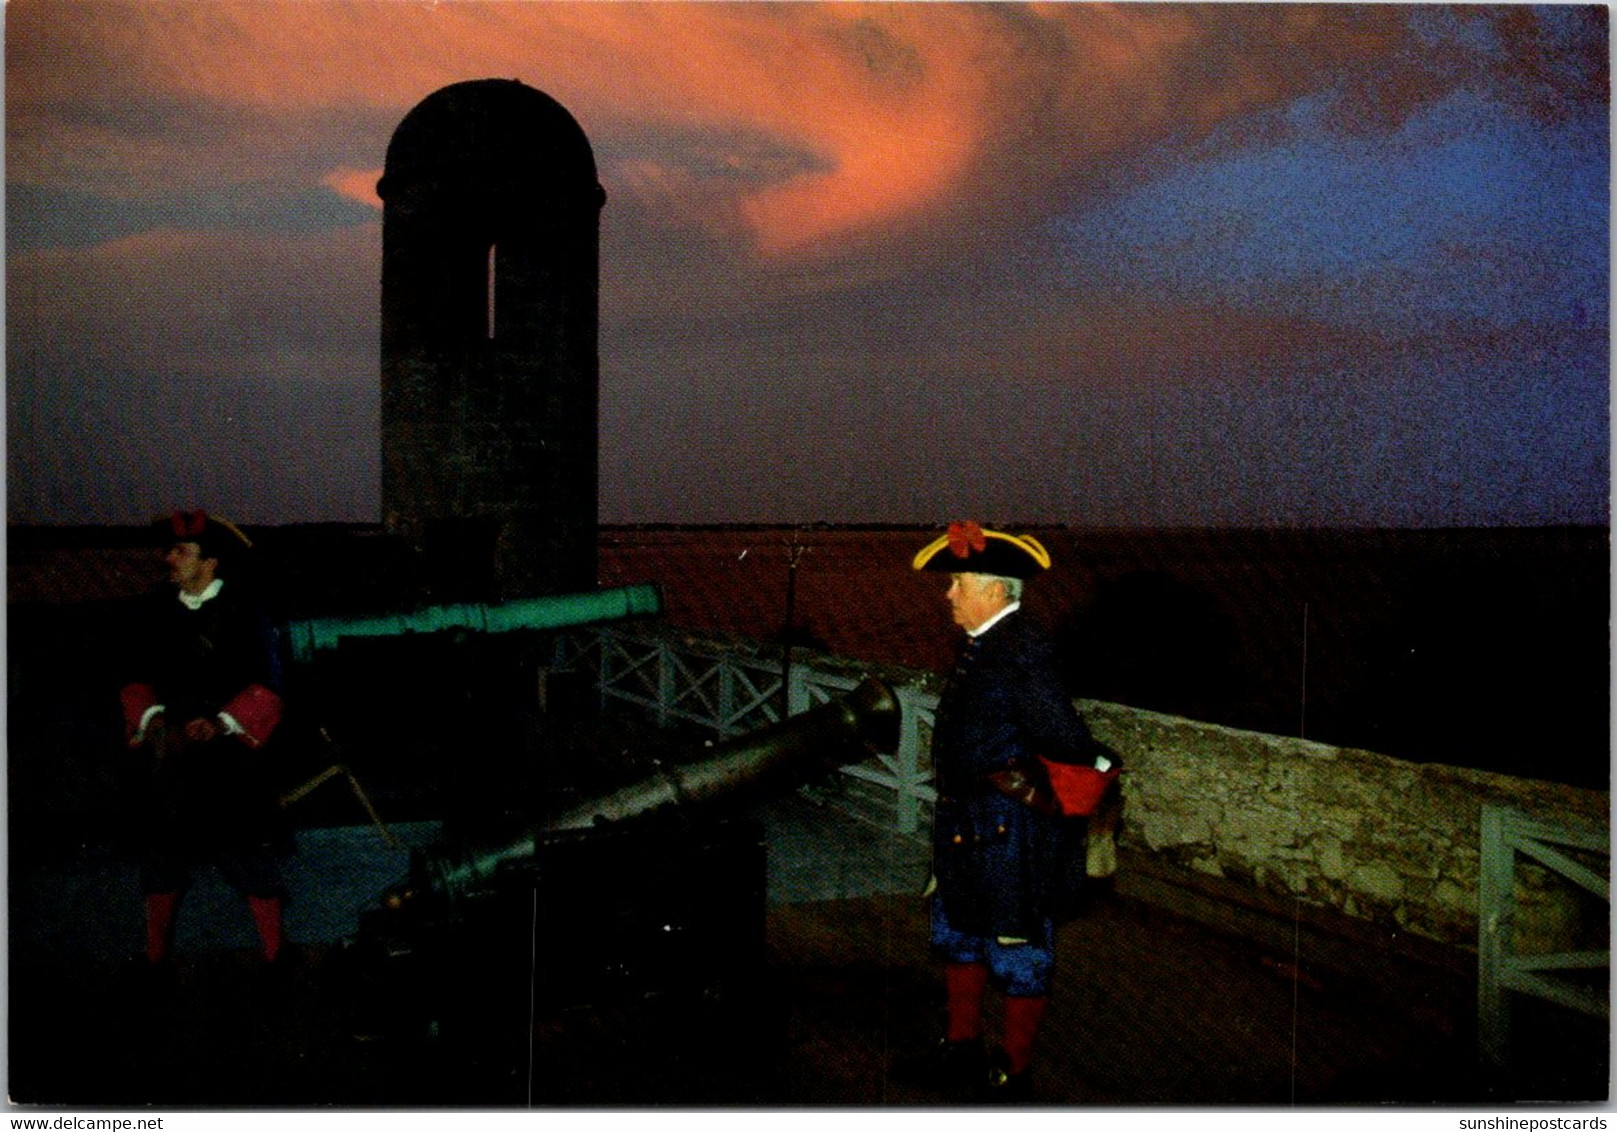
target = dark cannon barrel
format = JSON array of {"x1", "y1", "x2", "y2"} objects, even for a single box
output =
[{"x1": 389, "y1": 676, "x2": 901, "y2": 910}]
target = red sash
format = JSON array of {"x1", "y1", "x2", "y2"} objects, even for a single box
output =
[{"x1": 1039, "y1": 759, "x2": 1120, "y2": 817}]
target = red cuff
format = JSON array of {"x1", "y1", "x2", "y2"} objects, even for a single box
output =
[
  {"x1": 222, "y1": 685, "x2": 283, "y2": 749},
  {"x1": 120, "y1": 684, "x2": 158, "y2": 746}
]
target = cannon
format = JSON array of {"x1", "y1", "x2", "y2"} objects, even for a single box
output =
[
  {"x1": 383, "y1": 675, "x2": 901, "y2": 912},
  {"x1": 336, "y1": 676, "x2": 903, "y2": 1098},
  {"x1": 281, "y1": 583, "x2": 662, "y2": 663}
]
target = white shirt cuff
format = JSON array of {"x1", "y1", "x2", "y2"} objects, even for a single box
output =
[{"x1": 133, "y1": 704, "x2": 166, "y2": 743}]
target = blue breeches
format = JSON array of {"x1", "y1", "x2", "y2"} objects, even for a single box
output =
[{"x1": 930, "y1": 895, "x2": 1054, "y2": 997}]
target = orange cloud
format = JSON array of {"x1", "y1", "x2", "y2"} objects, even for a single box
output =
[
  {"x1": 10, "y1": 2, "x2": 987, "y2": 251},
  {"x1": 323, "y1": 166, "x2": 383, "y2": 210},
  {"x1": 7, "y1": 3, "x2": 1577, "y2": 258}
]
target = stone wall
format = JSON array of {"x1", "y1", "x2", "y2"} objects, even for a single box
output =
[
  {"x1": 1076, "y1": 699, "x2": 1609, "y2": 950},
  {"x1": 583, "y1": 625, "x2": 1608, "y2": 957}
]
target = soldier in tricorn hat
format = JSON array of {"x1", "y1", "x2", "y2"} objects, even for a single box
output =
[
  {"x1": 119, "y1": 510, "x2": 290, "y2": 977},
  {"x1": 899, "y1": 521, "x2": 1117, "y2": 1102}
]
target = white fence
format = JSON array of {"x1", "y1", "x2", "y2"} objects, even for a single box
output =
[
  {"x1": 1477, "y1": 804, "x2": 1610, "y2": 1066},
  {"x1": 559, "y1": 624, "x2": 938, "y2": 834}
]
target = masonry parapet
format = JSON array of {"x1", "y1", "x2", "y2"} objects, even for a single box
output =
[{"x1": 594, "y1": 623, "x2": 1607, "y2": 958}]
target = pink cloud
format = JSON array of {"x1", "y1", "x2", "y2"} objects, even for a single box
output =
[
  {"x1": 323, "y1": 166, "x2": 383, "y2": 210},
  {"x1": 8, "y1": 4, "x2": 1595, "y2": 260}
]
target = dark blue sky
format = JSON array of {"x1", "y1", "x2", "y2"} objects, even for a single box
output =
[{"x1": 6, "y1": 3, "x2": 1608, "y2": 527}]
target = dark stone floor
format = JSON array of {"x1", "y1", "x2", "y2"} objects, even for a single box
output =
[
  {"x1": 8, "y1": 804, "x2": 1607, "y2": 1109},
  {"x1": 5, "y1": 654, "x2": 1605, "y2": 1110}
]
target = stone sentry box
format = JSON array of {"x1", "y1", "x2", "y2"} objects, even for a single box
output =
[{"x1": 378, "y1": 79, "x2": 605, "y2": 599}]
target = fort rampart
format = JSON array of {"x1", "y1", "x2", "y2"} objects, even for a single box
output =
[
  {"x1": 567, "y1": 619, "x2": 1609, "y2": 960},
  {"x1": 1073, "y1": 698, "x2": 1608, "y2": 952}
]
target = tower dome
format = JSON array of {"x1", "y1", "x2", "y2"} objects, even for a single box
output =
[{"x1": 378, "y1": 78, "x2": 603, "y2": 208}]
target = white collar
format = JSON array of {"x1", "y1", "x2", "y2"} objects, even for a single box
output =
[
  {"x1": 967, "y1": 600, "x2": 1021, "y2": 638},
  {"x1": 178, "y1": 578, "x2": 224, "y2": 611}
]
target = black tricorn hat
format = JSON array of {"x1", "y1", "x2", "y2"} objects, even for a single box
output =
[
  {"x1": 159, "y1": 510, "x2": 253, "y2": 563},
  {"x1": 912, "y1": 521, "x2": 1051, "y2": 579}
]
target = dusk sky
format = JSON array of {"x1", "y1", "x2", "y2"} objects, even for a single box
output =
[{"x1": 6, "y1": 2, "x2": 1609, "y2": 527}]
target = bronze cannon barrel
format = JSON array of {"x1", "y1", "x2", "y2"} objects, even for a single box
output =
[
  {"x1": 282, "y1": 584, "x2": 663, "y2": 664},
  {"x1": 396, "y1": 676, "x2": 901, "y2": 909}
]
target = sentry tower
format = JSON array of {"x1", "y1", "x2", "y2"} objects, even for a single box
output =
[{"x1": 378, "y1": 79, "x2": 605, "y2": 598}]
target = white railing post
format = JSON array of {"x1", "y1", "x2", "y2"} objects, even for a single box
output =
[
  {"x1": 1478, "y1": 804, "x2": 1513, "y2": 1068},
  {"x1": 656, "y1": 639, "x2": 674, "y2": 729},
  {"x1": 718, "y1": 653, "x2": 736, "y2": 738},
  {"x1": 787, "y1": 665, "x2": 813, "y2": 717},
  {"x1": 891, "y1": 685, "x2": 937, "y2": 836}
]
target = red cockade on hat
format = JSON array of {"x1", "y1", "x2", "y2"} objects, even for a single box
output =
[
  {"x1": 947, "y1": 521, "x2": 987, "y2": 559},
  {"x1": 170, "y1": 510, "x2": 209, "y2": 539}
]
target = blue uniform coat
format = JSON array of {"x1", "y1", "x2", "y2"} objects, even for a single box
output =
[
  {"x1": 931, "y1": 609, "x2": 1107, "y2": 938},
  {"x1": 121, "y1": 583, "x2": 286, "y2": 860}
]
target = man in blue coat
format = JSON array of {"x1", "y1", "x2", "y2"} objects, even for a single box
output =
[
  {"x1": 908, "y1": 521, "x2": 1114, "y2": 1102},
  {"x1": 120, "y1": 511, "x2": 288, "y2": 974}
]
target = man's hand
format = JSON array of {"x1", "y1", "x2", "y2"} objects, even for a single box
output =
[{"x1": 183, "y1": 717, "x2": 220, "y2": 742}]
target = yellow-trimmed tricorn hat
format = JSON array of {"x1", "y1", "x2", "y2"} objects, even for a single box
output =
[
  {"x1": 157, "y1": 509, "x2": 254, "y2": 563},
  {"x1": 912, "y1": 521, "x2": 1051, "y2": 579}
]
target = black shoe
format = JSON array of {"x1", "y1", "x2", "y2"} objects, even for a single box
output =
[
  {"x1": 123, "y1": 952, "x2": 176, "y2": 987},
  {"x1": 262, "y1": 942, "x2": 307, "y2": 983},
  {"x1": 891, "y1": 1037, "x2": 987, "y2": 1101},
  {"x1": 982, "y1": 1049, "x2": 1034, "y2": 1103},
  {"x1": 116, "y1": 953, "x2": 177, "y2": 1013}
]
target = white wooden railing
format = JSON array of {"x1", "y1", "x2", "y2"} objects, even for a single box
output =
[
  {"x1": 1477, "y1": 804, "x2": 1610, "y2": 1067},
  {"x1": 558, "y1": 624, "x2": 938, "y2": 834}
]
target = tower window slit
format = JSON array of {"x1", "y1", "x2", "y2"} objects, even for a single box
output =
[{"x1": 487, "y1": 243, "x2": 497, "y2": 340}]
